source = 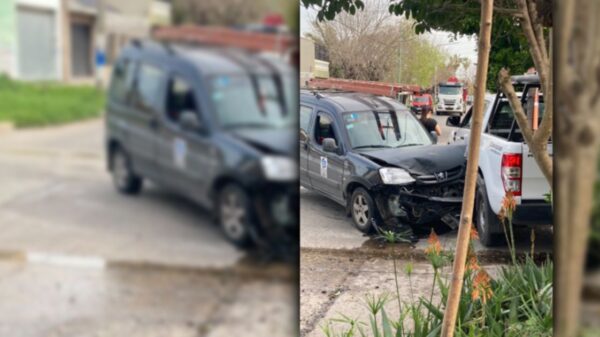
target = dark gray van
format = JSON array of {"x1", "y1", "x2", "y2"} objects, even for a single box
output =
[
  {"x1": 300, "y1": 91, "x2": 466, "y2": 236},
  {"x1": 106, "y1": 40, "x2": 298, "y2": 249}
]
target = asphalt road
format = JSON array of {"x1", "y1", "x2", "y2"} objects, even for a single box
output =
[{"x1": 0, "y1": 119, "x2": 295, "y2": 336}]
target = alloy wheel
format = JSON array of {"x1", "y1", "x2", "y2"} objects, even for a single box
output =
[{"x1": 353, "y1": 194, "x2": 370, "y2": 227}]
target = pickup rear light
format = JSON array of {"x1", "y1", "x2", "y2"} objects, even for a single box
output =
[{"x1": 501, "y1": 153, "x2": 522, "y2": 197}]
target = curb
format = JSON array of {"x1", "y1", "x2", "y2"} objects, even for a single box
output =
[
  {"x1": 0, "y1": 249, "x2": 295, "y2": 282},
  {"x1": 301, "y1": 245, "x2": 552, "y2": 265}
]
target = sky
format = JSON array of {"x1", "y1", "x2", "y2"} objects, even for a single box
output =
[{"x1": 300, "y1": 5, "x2": 478, "y2": 64}]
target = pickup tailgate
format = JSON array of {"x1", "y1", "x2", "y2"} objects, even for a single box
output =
[{"x1": 521, "y1": 142, "x2": 552, "y2": 200}]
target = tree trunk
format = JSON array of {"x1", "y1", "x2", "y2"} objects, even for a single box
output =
[
  {"x1": 440, "y1": 1, "x2": 494, "y2": 336},
  {"x1": 555, "y1": 1, "x2": 600, "y2": 336}
]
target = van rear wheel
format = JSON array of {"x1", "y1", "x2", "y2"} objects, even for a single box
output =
[{"x1": 111, "y1": 147, "x2": 143, "y2": 195}]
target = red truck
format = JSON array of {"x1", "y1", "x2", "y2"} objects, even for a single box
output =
[{"x1": 410, "y1": 94, "x2": 433, "y2": 115}]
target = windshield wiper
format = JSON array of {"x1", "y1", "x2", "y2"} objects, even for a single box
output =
[
  {"x1": 396, "y1": 143, "x2": 423, "y2": 148},
  {"x1": 223, "y1": 122, "x2": 273, "y2": 129},
  {"x1": 353, "y1": 145, "x2": 394, "y2": 149}
]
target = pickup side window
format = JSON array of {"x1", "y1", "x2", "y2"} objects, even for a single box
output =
[
  {"x1": 461, "y1": 107, "x2": 473, "y2": 128},
  {"x1": 166, "y1": 76, "x2": 197, "y2": 123},
  {"x1": 300, "y1": 105, "x2": 313, "y2": 141},
  {"x1": 489, "y1": 102, "x2": 515, "y2": 139},
  {"x1": 314, "y1": 113, "x2": 338, "y2": 146}
]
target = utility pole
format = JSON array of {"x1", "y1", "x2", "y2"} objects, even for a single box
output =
[
  {"x1": 61, "y1": 0, "x2": 71, "y2": 82},
  {"x1": 440, "y1": 1, "x2": 494, "y2": 336}
]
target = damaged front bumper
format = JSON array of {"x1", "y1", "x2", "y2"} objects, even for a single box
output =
[{"x1": 373, "y1": 181, "x2": 464, "y2": 228}]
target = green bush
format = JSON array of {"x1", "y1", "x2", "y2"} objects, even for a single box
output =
[
  {"x1": 322, "y1": 195, "x2": 553, "y2": 337},
  {"x1": 0, "y1": 75, "x2": 105, "y2": 127}
]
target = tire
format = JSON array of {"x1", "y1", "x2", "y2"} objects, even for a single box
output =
[
  {"x1": 475, "y1": 176, "x2": 503, "y2": 247},
  {"x1": 111, "y1": 147, "x2": 143, "y2": 195},
  {"x1": 217, "y1": 184, "x2": 253, "y2": 247},
  {"x1": 350, "y1": 187, "x2": 379, "y2": 234}
]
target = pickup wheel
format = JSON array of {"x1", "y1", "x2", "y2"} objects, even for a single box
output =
[
  {"x1": 217, "y1": 184, "x2": 253, "y2": 247},
  {"x1": 350, "y1": 187, "x2": 379, "y2": 234},
  {"x1": 111, "y1": 147, "x2": 143, "y2": 195},
  {"x1": 475, "y1": 176, "x2": 503, "y2": 247}
]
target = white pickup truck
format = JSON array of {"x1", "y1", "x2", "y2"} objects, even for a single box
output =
[{"x1": 446, "y1": 75, "x2": 552, "y2": 246}]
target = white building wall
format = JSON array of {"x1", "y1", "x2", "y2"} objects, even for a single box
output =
[{"x1": 0, "y1": 0, "x2": 17, "y2": 78}]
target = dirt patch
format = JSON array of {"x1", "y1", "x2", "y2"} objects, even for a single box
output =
[{"x1": 300, "y1": 251, "x2": 367, "y2": 336}]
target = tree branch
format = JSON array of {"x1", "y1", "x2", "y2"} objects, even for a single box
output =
[
  {"x1": 499, "y1": 68, "x2": 553, "y2": 182},
  {"x1": 499, "y1": 69, "x2": 535, "y2": 145}
]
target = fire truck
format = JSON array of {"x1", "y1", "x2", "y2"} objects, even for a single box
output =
[{"x1": 435, "y1": 76, "x2": 467, "y2": 115}]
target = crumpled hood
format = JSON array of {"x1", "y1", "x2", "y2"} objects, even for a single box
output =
[
  {"x1": 231, "y1": 128, "x2": 296, "y2": 156},
  {"x1": 360, "y1": 144, "x2": 467, "y2": 175}
]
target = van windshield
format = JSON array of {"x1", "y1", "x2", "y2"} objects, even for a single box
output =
[
  {"x1": 343, "y1": 110, "x2": 432, "y2": 150},
  {"x1": 209, "y1": 74, "x2": 295, "y2": 129}
]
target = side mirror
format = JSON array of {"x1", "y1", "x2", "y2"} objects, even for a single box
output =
[
  {"x1": 430, "y1": 131, "x2": 438, "y2": 144},
  {"x1": 322, "y1": 138, "x2": 339, "y2": 153},
  {"x1": 179, "y1": 110, "x2": 202, "y2": 132},
  {"x1": 446, "y1": 115, "x2": 461, "y2": 127}
]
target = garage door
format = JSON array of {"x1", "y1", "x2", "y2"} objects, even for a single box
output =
[
  {"x1": 17, "y1": 7, "x2": 57, "y2": 80},
  {"x1": 71, "y1": 22, "x2": 92, "y2": 77}
]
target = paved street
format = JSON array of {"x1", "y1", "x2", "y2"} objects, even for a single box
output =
[{"x1": 0, "y1": 119, "x2": 295, "y2": 336}]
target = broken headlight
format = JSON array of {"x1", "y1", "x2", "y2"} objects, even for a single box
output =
[
  {"x1": 379, "y1": 168, "x2": 415, "y2": 185},
  {"x1": 261, "y1": 156, "x2": 297, "y2": 181}
]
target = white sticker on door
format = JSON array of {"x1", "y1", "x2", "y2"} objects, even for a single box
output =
[
  {"x1": 320, "y1": 156, "x2": 328, "y2": 178},
  {"x1": 173, "y1": 138, "x2": 187, "y2": 169}
]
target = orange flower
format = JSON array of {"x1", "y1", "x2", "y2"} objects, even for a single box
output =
[
  {"x1": 501, "y1": 191, "x2": 517, "y2": 214},
  {"x1": 472, "y1": 269, "x2": 493, "y2": 304},
  {"x1": 498, "y1": 207, "x2": 506, "y2": 222},
  {"x1": 467, "y1": 256, "x2": 480, "y2": 272},
  {"x1": 470, "y1": 225, "x2": 479, "y2": 241},
  {"x1": 425, "y1": 230, "x2": 442, "y2": 255}
]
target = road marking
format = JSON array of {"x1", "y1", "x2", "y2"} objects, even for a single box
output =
[{"x1": 26, "y1": 252, "x2": 106, "y2": 269}]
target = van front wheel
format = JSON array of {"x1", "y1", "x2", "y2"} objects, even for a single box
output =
[
  {"x1": 218, "y1": 184, "x2": 253, "y2": 247},
  {"x1": 111, "y1": 147, "x2": 143, "y2": 195}
]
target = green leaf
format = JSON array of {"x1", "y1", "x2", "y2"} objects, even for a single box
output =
[{"x1": 381, "y1": 309, "x2": 393, "y2": 337}]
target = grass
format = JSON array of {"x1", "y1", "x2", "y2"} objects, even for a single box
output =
[{"x1": 0, "y1": 76, "x2": 105, "y2": 127}]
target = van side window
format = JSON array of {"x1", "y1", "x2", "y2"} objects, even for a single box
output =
[
  {"x1": 300, "y1": 105, "x2": 312, "y2": 141},
  {"x1": 133, "y1": 63, "x2": 165, "y2": 112},
  {"x1": 315, "y1": 113, "x2": 337, "y2": 145},
  {"x1": 110, "y1": 59, "x2": 135, "y2": 104},
  {"x1": 166, "y1": 76, "x2": 197, "y2": 123}
]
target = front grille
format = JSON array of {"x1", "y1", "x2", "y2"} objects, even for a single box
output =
[
  {"x1": 444, "y1": 99, "x2": 456, "y2": 105},
  {"x1": 414, "y1": 166, "x2": 464, "y2": 184}
]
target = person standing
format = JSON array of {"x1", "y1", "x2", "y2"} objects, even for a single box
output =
[{"x1": 420, "y1": 106, "x2": 442, "y2": 136}]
